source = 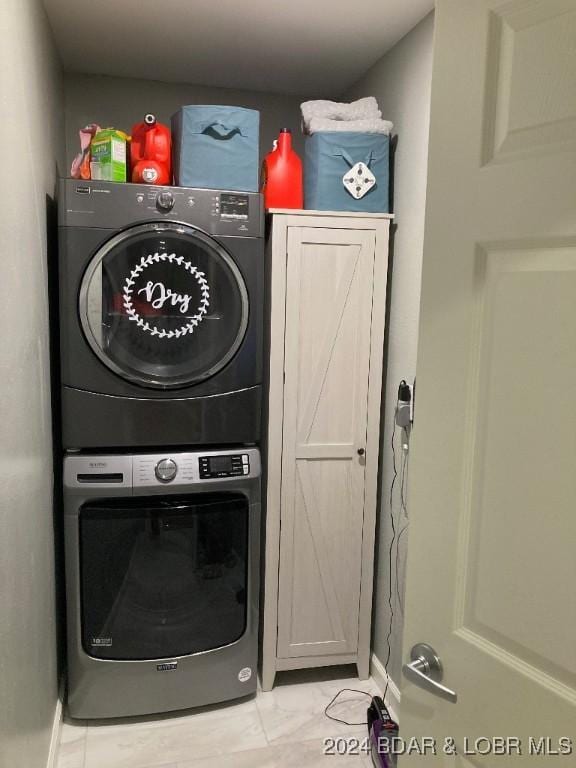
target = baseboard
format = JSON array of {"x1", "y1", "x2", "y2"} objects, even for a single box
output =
[
  {"x1": 46, "y1": 678, "x2": 64, "y2": 768},
  {"x1": 370, "y1": 653, "x2": 401, "y2": 723}
]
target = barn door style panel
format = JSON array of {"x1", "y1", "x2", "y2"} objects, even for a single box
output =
[
  {"x1": 277, "y1": 227, "x2": 375, "y2": 658},
  {"x1": 261, "y1": 210, "x2": 391, "y2": 691}
]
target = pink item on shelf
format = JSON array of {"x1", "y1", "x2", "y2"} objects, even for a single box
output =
[{"x1": 70, "y1": 124, "x2": 100, "y2": 179}]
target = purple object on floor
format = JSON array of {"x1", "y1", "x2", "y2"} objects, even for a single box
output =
[{"x1": 367, "y1": 696, "x2": 399, "y2": 767}]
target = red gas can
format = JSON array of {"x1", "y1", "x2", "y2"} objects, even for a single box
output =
[
  {"x1": 131, "y1": 114, "x2": 171, "y2": 185},
  {"x1": 261, "y1": 128, "x2": 303, "y2": 209}
]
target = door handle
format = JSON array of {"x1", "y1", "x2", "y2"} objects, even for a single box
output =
[{"x1": 402, "y1": 643, "x2": 457, "y2": 703}]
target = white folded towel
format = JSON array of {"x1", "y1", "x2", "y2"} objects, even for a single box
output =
[
  {"x1": 301, "y1": 97, "x2": 381, "y2": 130},
  {"x1": 307, "y1": 117, "x2": 393, "y2": 136}
]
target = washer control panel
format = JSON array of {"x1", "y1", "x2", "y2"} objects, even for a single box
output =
[
  {"x1": 199, "y1": 453, "x2": 250, "y2": 479},
  {"x1": 64, "y1": 449, "x2": 261, "y2": 492}
]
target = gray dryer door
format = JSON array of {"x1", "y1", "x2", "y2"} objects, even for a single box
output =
[{"x1": 79, "y1": 222, "x2": 248, "y2": 389}]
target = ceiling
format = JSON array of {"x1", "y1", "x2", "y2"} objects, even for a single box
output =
[{"x1": 44, "y1": 0, "x2": 434, "y2": 97}]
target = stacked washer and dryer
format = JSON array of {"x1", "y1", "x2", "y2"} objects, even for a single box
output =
[{"x1": 56, "y1": 179, "x2": 264, "y2": 718}]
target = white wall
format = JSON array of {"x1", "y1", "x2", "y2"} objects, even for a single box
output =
[
  {"x1": 64, "y1": 74, "x2": 306, "y2": 174},
  {"x1": 0, "y1": 1, "x2": 64, "y2": 766},
  {"x1": 345, "y1": 11, "x2": 434, "y2": 687}
]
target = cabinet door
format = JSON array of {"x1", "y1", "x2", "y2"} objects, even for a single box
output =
[{"x1": 277, "y1": 226, "x2": 376, "y2": 658}]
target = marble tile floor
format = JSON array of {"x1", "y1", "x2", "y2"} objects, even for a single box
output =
[{"x1": 56, "y1": 666, "x2": 380, "y2": 768}]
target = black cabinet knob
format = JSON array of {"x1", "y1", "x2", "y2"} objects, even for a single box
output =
[{"x1": 357, "y1": 448, "x2": 365, "y2": 456}]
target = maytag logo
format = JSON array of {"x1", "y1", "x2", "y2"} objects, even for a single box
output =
[{"x1": 157, "y1": 661, "x2": 178, "y2": 672}]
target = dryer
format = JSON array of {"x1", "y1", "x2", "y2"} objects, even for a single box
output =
[{"x1": 57, "y1": 179, "x2": 264, "y2": 449}]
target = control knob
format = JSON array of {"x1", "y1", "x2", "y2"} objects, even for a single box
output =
[
  {"x1": 156, "y1": 191, "x2": 175, "y2": 211},
  {"x1": 155, "y1": 458, "x2": 177, "y2": 482}
]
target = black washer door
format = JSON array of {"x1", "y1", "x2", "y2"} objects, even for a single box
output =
[
  {"x1": 79, "y1": 222, "x2": 249, "y2": 388},
  {"x1": 79, "y1": 494, "x2": 249, "y2": 660}
]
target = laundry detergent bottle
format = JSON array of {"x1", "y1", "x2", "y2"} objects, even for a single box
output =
[
  {"x1": 261, "y1": 128, "x2": 303, "y2": 209},
  {"x1": 131, "y1": 114, "x2": 172, "y2": 185}
]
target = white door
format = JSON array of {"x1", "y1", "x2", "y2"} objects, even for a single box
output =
[
  {"x1": 401, "y1": 0, "x2": 576, "y2": 764},
  {"x1": 276, "y1": 227, "x2": 375, "y2": 659}
]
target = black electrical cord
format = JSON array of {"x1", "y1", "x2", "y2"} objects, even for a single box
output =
[{"x1": 324, "y1": 688, "x2": 374, "y2": 726}]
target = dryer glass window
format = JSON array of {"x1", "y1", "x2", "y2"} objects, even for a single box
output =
[
  {"x1": 79, "y1": 494, "x2": 249, "y2": 660},
  {"x1": 79, "y1": 223, "x2": 248, "y2": 388}
]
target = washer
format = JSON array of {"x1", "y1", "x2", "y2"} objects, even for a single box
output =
[
  {"x1": 57, "y1": 179, "x2": 264, "y2": 449},
  {"x1": 63, "y1": 448, "x2": 261, "y2": 718}
]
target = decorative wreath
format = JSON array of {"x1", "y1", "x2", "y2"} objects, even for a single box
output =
[{"x1": 123, "y1": 252, "x2": 210, "y2": 339}]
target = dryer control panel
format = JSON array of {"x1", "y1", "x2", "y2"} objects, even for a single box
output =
[{"x1": 59, "y1": 179, "x2": 264, "y2": 238}]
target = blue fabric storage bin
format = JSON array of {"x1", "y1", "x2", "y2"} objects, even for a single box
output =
[
  {"x1": 172, "y1": 106, "x2": 260, "y2": 191},
  {"x1": 304, "y1": 132, "x2": 390, "y2": 213}
]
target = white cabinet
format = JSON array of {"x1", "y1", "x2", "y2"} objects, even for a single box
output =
[{"x1": 262, "y1": 210, "x2": 392, "y2": 690}]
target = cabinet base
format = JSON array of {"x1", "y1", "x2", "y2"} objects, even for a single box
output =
[{"x1": 261, "y1": 653, "x2": 368, "y2": 692}]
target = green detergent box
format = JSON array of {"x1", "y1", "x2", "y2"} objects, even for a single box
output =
[{"x1": 90, "y1": 128, "x2": 128, "y2": 182}]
